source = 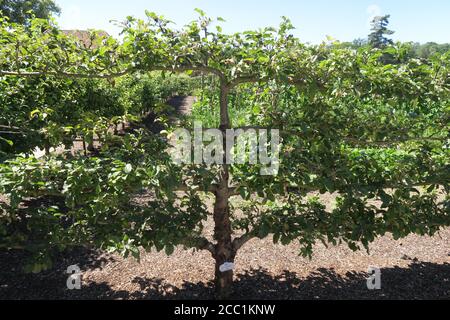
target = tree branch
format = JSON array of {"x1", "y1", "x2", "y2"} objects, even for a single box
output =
[
  {"x1": 228, "y1": 75, "x2": 260, "y2": 89},
  {"x1": 232, "y1": 232, "x2": 256, "y2": 252},
  {"x1": 343, "y1": 136, "x2": 448, "y2": 146},
  {"x1": 0, "y1": 125, "x2": 33, "y2": 131},
  {"x1": 0, "y1": 131, "x2": 27, "y2": 135},
  {"x1": 186, "y1": 237, "x2": 216, "y2": 255},
  {"x1": 0, "y1": 69, "x2": 130, "y2": 79},
  {"x1": 150, "y1": 66, "x2": 226, "y2": 81},
  {"x1": 0, "y1": 65, "x2": 227, "y2": 82},
  {"x1": 228, "y1": 178, "x2": 446, "y2": 198},
  {"x1": 175, "y1": 184, "x2": 218, "y2": 194}
]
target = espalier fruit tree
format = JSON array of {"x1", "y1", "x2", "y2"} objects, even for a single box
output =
[{"x1": 0, "y1": 11, "x2": 449, "y2": 299}]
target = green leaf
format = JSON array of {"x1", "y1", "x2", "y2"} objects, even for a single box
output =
[
  {"x1": 280, "y1": 235, "x2": 290, "y2": 245},
  {"x1": 0, "y1": 137, "x2": 13, "y2": 146},
  {"x1": 258, "y1": 224, "x2": 270, "y2": 239},
  {"x1": 273, "y1": 233, "x2": 280, "y2": 244},
  {"x1": 165, "y1": 244, "x2": 175, "y2": 256},
  {"x1": 30, "y1": 109, "x2": 40, "y2": 118},
  {"x1": 194, "y1": 8, "x2": 206, "y2": 17}
]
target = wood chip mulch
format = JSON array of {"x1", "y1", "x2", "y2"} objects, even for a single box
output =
[{"x1": 1, "y1": 223, "x2": 449, "y2": 300}]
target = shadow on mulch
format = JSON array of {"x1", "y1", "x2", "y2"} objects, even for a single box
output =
[
  {"x1": 108, "y1": 262, "x2": 450, "y2": 300},
  {"x1": 1, "y1": 248, "x2": 449, "y2": 300},
  {"x1": 0, "y1": 247, "x2": 115, "y2": 300}
]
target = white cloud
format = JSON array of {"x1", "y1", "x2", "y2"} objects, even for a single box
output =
[
  {"x1": 367, "y1": 4, "x2": 382, "y2": 17},
  {"x1": 366, "y1": 4, "x2": 382, "y2": 26},
  {"x1": 58, "y1": 5, "x2": 82, "y2": 30}
]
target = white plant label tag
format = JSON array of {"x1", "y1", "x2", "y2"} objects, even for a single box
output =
[{"x1": 219, "y1": 262, "x2": 235, "y2": 273}]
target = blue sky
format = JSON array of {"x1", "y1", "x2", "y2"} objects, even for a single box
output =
[{"x1": 55, "y1": 0, "x2": 450, "y2": 44}]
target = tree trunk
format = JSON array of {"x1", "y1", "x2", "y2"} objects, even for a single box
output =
[
  {"x1": 82, "y1": 138, "x2": 87, "y2": 156},
  {"x1": 213, "y1": 169, "x2": 235, "y2": 299},
  {"x1": 213, "y1": 80, "x2": 234, "y2": 299},
  {"x1": 87, "y1": 141, "x2": 95, "y2": 153},
  {"x1": 44, "y1": 143, "x2": 50, "y2": 155}
]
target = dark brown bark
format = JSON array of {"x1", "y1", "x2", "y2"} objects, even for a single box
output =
[
  {"x1": 212, "y1": 80, "x2": 234, "y2": 299},
  {"x1": 87, "y1": 141, "x2": 95, "y2": 152},
  {"x1": 213, "y1": 176, "x2": 235, "y2": 299},
  {"x1": 82, "y1": 138, "x2": 87, "y2": 156},
  {"x1": 219, "y1": 81, "x2": 230, "y2": 130},
  {"x1": 44, "y1": 143, "x2": 50, "y2": 155}
]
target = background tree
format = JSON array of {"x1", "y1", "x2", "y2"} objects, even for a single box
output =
[
  {"x1": 368, "y1": 15, "x2": 395, "y2": 48},
  {"x1": 0, "y1": 0, "x2": 60, "y2": 24},
  {"x1": 352, "y1": 37, "x2": 368, "y2": 48},
  {"x1": 410, "y1": 42, "x2": 450, "y2": 59}
]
